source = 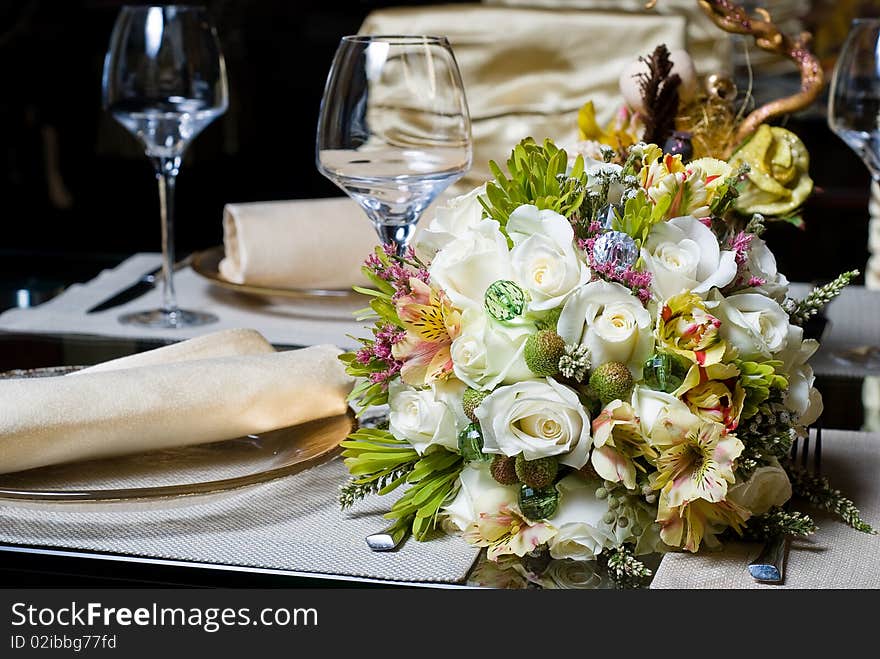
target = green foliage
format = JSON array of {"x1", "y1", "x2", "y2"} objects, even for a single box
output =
[
  {"x1": 709, "y1": 164, "x2": 749, "y2": 218},
  {"x1": 736, "y1": 359, "x2": 787, "y2": 420},
  {"x1": 611, "y1": 188, "x2": 668, "y2": 246},
  {"x1": 338, "y1": 346, "x2": 390, "y2": 411},
  {"x1": 787, "y1": 462, "x2": 877, "y2": 534},
  {"x1": 786, "y1": 270, "x2": 859, "y2": 325},
  {"x1": 385, "y1": 448, "x2": 465, "y2": 541},
  {"x1": 741, "y1": 506, "x2": 817, "y2": 541},
  {"x1": 339, "y1": 428, "x2": 419, "y2": 504},
  {"x1": 745, "y1": 212, "x2": 766, "y2": 237},
  {"x1": 479, "y1": 138, "x2": 586, "y2": 229},
  {"x1": 599, "y1": 545, "x2": 653, "y2": 589}
]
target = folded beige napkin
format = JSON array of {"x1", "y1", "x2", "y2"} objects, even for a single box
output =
[
  {"x1": 74, "y1": 328, "x2": 275, "y2": 375},
  {"x1": 218, "y1": 198, "x2": 377, "y2": 290},
  {"x1": 0, "y1": 333, "x2": 354, "y2": 475}
]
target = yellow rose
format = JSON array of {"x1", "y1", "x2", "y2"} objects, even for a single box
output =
[{"x1": 729, "y1": 124, "x2": 813, "y2": 217}]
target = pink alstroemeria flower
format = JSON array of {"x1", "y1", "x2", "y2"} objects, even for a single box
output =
[{"x1": 391, "y1": 278, "x2": 462, "y2": 386}]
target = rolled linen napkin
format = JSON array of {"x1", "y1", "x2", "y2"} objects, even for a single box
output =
[
  {"x1": 75, "y1": 328, "x2": 275, "y2": 375},
  {"x1": 0, "y1": 344, "x2": 353, "y2": 475},
  {"x1": 219, "y1": 197, "x2": 377, "y2": 289}
]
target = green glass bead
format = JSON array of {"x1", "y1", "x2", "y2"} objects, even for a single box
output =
[
  {"x1": 642, "y1": 353, "x2": 687, "y2": 393},
  {"x1": 458, "y1": 423, "x2": 490, "y2": 462},
  {"x1": 484, "y1": 280, "x2": 526, "y2": 322},
  {"x1": 518, "y1": 483, "x2": 559, "y2": 521}
]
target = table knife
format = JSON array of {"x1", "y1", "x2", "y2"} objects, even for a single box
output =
[{"x1": 86, "y1": 256, "x2": 191, "y2": 313}]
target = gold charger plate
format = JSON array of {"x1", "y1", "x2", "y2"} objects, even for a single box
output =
[
  {"x1": 0, "y1": 366, "x2": 353, "y2": 503},
  {"x1": 191, "y1": 245, "x2": 362, "y2": 300}
]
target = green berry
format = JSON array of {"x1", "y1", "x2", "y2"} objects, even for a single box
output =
[
  {"x1": 588, "y1": 361, "x2": 635, "y2": 405},
  {"x1": 490, "y1": 455, "x2": 519, "y2": 485},
  {"x1": 462, "y1": 387, "x2": 490, "y2": 423},
  {"x1": 523, "y1": 329, "x2": 566, "y2": 376},
  {"x1": 514, "y1": 454, "x2": 558, "y2": 490}
]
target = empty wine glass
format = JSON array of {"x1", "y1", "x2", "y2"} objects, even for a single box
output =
[
  {"x1": 828, "y1": 18, "x2": 880, "y2": 368},
  {"x1": 316, "y1": 35, "x2": 472, "y2": 256},
  {"x1": 103, "y1": 5, "x2": 228, "y2": 327}
]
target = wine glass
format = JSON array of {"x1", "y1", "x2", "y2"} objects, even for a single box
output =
[
  {"x1": 827, "y1": 18, "x2": 880, "y2": 368},
  {"x1": 103, "y1": 5, "x2": 228, "y2": 328},
  {"x1": 316, "y1": 35, "x2": 472, "y2": 256}
]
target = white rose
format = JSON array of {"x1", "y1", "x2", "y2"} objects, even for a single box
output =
[
  {"x1": 474, "y1": 378, "x2": 592, "y2": 468},
  {"x1": 641, "y1": 215, "x2": 737, "y2": 299},
  {"x1": 415, "y1": 185, "x2": 486, "y2": 258},
  {"x1": 429, "y1": 219, "x2": 513, "y2": 310},
  {"x1": 630, "y1": 385, "x2": 690, "y2": 435},
  {"x1": 451, "y1": 308, "x2": 533, "y2": 390},
  {"x1": 713, "y1": 291, "x2": 790, "y2": 360},
  {"x1": 547, "y1": 475, "x2": 615, "y2": 560},
  {"x1": 742, "y1": 236, "x2": 789, "y2": 302},
  {"x1": 776, "y1": 324, "x2": 823, "y2": 426},
  {"x1": 388, "y1": 379, "x2": 467, "y2": 454},
  {"x1": 441, "y1": 463, "x2": 518, "y2": 533},
  {"x1": 557, "y1": 280, "x2": 654, "y2": 378},
  {"x1": 727, "y1": 458, "x2": 792, "y2": 515},
  {"x1": 509, "y1": 208, "x2": 590, "y2": 311}
]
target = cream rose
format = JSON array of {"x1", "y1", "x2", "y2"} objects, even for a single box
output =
[
  {"x1": 741, "y1": 236, "x2": 790, "y2": 302},
  {"x1": 776, "y1": 323, "x2": 823, "y2": 426},
  {"x1": 441, "y1": 463, "x2": 519, "y2": 533},
  {"x1": 388, "y1": 378, "x2": 467, "y2": 455},
  {"x1": 474, "y1": 378, "x2": 592, "y2": 468},
  {"x1": 557, "y1": 280, "x2": 654, "y2": 378},
  {"x1": 415, "y1": 185, "x2": 486, "y2": 258},
  {"x1": 451, "y1": 308, "x2": 533, "y2": 390},
  {"x1": 508, "y1": 207, "x2": 590, "y2": 311},
  {"x1": 429, "y1": 219, "x2": 513, "y2": 310},
  {"x1": 713, "y1": 291, "x2": 790, "y2": 360},
  {"x1": 727, "y1": 458, "x2": 792, "y2": 515},
  {"x1": 630, "y1": 385, "x2": 690, "y2": 436},
  {"x1": 641, "y1": 215, "x2": 737, "y2": 299},
  {"x1": 547, "y1": 475, "x2": 615, "y2": 560}
]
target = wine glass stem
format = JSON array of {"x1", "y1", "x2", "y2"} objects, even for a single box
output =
[
  {"x1": 152, "y1": 156, "x2": 182, "y2": 315},
  {"x1": 374, "y1": 221, "x2": 418, "y2": 258}
]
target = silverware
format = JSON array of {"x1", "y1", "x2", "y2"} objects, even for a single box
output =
[
  {"x1": 86, "y1": 255, "x2": 192, "y2": 313},
  {"x1": 366, "y1": 522, "x2": 410, "y2": 552},
  {"x1": 748, "y1": 426, "x2": 822, "y2": 584}
]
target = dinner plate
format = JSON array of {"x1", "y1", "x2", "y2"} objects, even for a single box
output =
[
  {"x1": 191, "y1": 246, "x2": 362, "y2": 300},
  {"x1": 0, "y1": 366, "x2": 354, "y2": 503}
]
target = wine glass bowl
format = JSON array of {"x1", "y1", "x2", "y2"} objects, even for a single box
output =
[
  {"x1": 827, "y1": 18, "x2": 880, "y2": 369},
  {"x1": 828, "y1": 18, "x2": 880, "y2": 180},
  {"x1": 103, "y1": 5, "x2": 228, "y2": 328},
  {"x1": 316, "y1": 35, "x2": 472, "y2": 255}
]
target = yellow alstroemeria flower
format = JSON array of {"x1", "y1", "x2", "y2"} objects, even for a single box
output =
[
  {"x1": 648, "y1": 406, "x2": 743, "y2": 508},
  {"x1": 577, "y1": 101, "x2": 642, "y2": 152},
  {"x1": 656, "y1": 292, "x2": 727, "y2": 366},
  {"x1": 673, "y1": 362, "x2": 746, "y2": 433},
  {"x1": 590, "y1": 400, "x2": 657, "y2": 490},
  {"x1": 656, "y1": 494, "x2": 750, "y2": 552}
]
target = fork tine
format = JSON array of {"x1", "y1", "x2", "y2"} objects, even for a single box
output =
[
  {"x1": 791, "y1": 436, "x2": 799, "y2": 463},
  {"x1": 800, "y1": 433, "x2": 810, "y2": 469},
  {"x1": 814, "y1": 425, "x2": 822, "y2": 473}
]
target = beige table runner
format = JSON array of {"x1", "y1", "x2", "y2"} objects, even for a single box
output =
[
  {"x1": 0, "y1": 457, "x2": 481, "y2": 585},
  {"x1": 651, "y1": 429, "x2": 880, "y2": 589}
]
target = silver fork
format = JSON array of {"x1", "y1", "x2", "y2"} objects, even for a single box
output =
[{"x1": 748, "y1": 426, "x2": 822, "y2": 583}]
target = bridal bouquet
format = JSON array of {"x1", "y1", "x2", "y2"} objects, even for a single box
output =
[{"x1": 337, "y1": 43, "x2": 873, "y2": 588}]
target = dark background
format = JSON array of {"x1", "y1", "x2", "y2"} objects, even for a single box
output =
[{"x1": 0, "y1": 0, "x2": 876, "y2": 291}]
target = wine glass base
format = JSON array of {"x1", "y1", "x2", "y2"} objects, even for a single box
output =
[{"x1": 118, "y1": 308, "x2": 218, "y2": 329}]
